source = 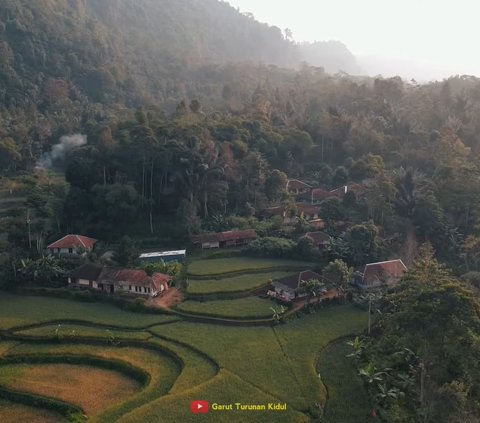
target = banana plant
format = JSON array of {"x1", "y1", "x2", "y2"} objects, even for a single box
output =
[{"x1": 359, "y1": 363, "x2": 385, "y2": 385}]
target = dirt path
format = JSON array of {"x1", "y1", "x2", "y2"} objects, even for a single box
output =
[{"x1": 146, "y1": 288, "x2": 183, "y2": 309}]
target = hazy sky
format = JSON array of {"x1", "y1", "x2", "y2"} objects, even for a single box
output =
[{"x1": 227, "y1": 0, "x2": 479, "y2": 79}]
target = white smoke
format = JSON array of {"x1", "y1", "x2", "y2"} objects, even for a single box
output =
[{"x1": 37, "y1": 134, "x2": 87, "y2": 170}]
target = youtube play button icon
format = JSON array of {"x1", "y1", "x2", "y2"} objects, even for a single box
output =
[{"x1": 191, "y1": 400, "x2": 209, "y2": 414}]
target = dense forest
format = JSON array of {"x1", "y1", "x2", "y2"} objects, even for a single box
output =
[{"x1": 1, "y1": 2, "x2": 480, "y2": 421}]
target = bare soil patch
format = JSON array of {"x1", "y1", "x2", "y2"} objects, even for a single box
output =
[{"x1": 146, "y1": 287, "x2": 183, "y2": 308}]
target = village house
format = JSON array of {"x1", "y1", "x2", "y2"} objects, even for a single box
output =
[
  {"x1": 139, "y1": 250, "x2": 186, "y2": 263},
  {"x1": 357, "y1": 259, "x2": 408, "y2": 289},
  {"x1": 308, "y1": 218, "x2": 326, "y2": 230},
  {"x1": 270, "y1": 270, "x2": 324, "y2": 302},
  {"x1": 329, "y1": 183, "x2": 365, "y2": 199},
  {"x1": 47, "y1": 234, "x2": 97, "y2": 256},
  {"x1": 67, "y1": 264, "x2": 171, "y2": 297},
  {"x1": 66, "y1": 263, "x2": 103, "y2": 290},
  {"x1": 262, "y1": 203, "x2": 320, "y2": 223},
  {"x1": 286, "y1": 179, "x2": 312, "y2": 195},
  {"x1": 304, "y1": 231, "x2": 331, "y2": 248},
  {"x1": 298, "y1": 187, "x2": 330, "y2": 204},
  {"x1": 299, "y1": 184, "x2": 365, "y2": 205},
  {"x1": 191, "y1": 230, "x2": 257, "y2": 249}
]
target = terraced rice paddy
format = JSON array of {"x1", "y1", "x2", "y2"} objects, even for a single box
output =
[
  {"x1": 186, "y1": 271, "x2": 291, "y2": 295},
  {"x1": 187, "y1": 257, "x2": 317, "y2": 277},
  {"x1": 0, "y1": 363, "x2": 142, "y2": 415},
  {"x1": 175, "y1": 297, "x2": 275, "y2": 319},
  {"x1": 0, "y1": 399, "x2": 63, "y2": 423},
  {"x1": 0, "y1": 256, "x2": 369, "y2": 422}
]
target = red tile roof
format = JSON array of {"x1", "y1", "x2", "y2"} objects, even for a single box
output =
[
  {"x1": 262, "y1": 203, "x2": 319, "y2": 218},
  {"x1": 151, "y1": 272, "x2": 172, "y2": 291},
  {"x1": 262, "y1": 206, "x2": 285, "y2": 217},
  {"x1": 296, "y1": 203, "x2": 320, "y2": 215},
  {"x1": 311, "y1": 188, "x2": 331, "y2": 201},
  {"x1": 330, "y1": 184, "x2": 365, "y2": 198},
  {"x1": 192, "y1": 230, "x2": 257, "y2": 244},
  {"x1": 47, "y1": 234, "x2": 97, "y2": 250},
  {"x1": 98, "y1": 267, "x2": 151, "y2": 287},
  {"x1": 305, "y1": 231, "x2": 331, "y2": 245},
  {"x1": 329, "y1": 185, "x2": 348, "y2": 197},
  {"x1": 362, "y1": 260, "x2": 407, "y2": 286},
  {"x1": 286, "y1": 179, "x2": 312, "y2": 191}
]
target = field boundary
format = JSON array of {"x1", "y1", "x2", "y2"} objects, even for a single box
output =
[
  {"x1": 186, "y1": 283, "x2": 269, "y2": 300},
  {"x1": 314, "y1": 334, "x2": 369, "y2": 421},
  {"x1": 7, "y1": 318, "x2": 180, "y2": 334},
  {"x1": 0, "y1": 353, "x2": 150, "y2": 386},
  {"x1": 0, "y1": 385, "x2": 83, "y2": 418}
]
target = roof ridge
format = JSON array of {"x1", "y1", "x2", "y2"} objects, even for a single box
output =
[
  {"x1": 365, "y1": 259, "x2": 406, "y2": 266},
  {"x1": 75, "y1": 234, "x2": 86, "y2": 248},
  {"x1": 46, "y1": 234, "x2": 69, "y2": 248}
]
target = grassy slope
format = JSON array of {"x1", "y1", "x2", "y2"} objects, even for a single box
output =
[
  {"x1": 187, "y1": 271, "x2": 291, "y2": 294},
  {"x1": 187, "y1": 257, "x2": 317, "y2": 276},
  {"x1": 0, "y1": 293, "x2": 177, "y2": 329},
  {"x1": 174, "y1": 297, "x2": 275, "y2": 319},
  {"x1": 317, "y1": 341, "x2": 370, "y2": 423}
]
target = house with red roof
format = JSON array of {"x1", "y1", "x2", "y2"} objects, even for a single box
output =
[
  {"x1": 67, "y1": 264, "x2": 170, "y2": 297},
  {"x1": 304, "y1": 231, "x2": 331, "y2": 248},
  {"x1": 191, "y1": 230, "x2": 257, "y2": 249},
  {"x1": 286, "y1": 179, "x2": 312, "y2": 195},
  {"x1": 47, "y1": 234, "x2": 97, "y2": 256},
  {"x1": 299, "y1": 184, "x2": 365, "y2": 205},
  {"x1": 261, "y1": 203, "x2": 320, "y2": 224},
  {"x1": 359, "y1": 259, "x2": 407, "y2": 288}
]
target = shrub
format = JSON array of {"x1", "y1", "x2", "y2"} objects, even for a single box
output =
[{"x1": 245, "y1": 237, "x2": 295, "y2": 258}]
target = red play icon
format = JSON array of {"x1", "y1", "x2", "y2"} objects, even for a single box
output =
[{"x1": 191, "y1": 400, "x2": 209, "y2": 414}]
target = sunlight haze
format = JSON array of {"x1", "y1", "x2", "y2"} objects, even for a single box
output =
[{"x1": 228, "y1": 0, "x2": 479, "y2": 80}]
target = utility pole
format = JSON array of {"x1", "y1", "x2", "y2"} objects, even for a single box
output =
[
  {"x1": 420, "y1": 362, "x2": 425, "y2": 406},
  {"x1": 26, "y1": 208, "x2": 32, "y2": 249},
  {"x1": 368, "y1": 294, "x2": 372, "y2": 335}
]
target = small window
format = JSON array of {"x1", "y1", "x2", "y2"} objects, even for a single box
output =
[
  {"x1": 129, "y1": 285, "x2": 132, "y2": 291},
  {"x1": 68, "y1": 248, "x2": 73, "y2": 254}
]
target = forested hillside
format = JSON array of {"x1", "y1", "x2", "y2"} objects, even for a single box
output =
[{"x1": 1, "y1": 2, "x2": 480, "y2": 421}]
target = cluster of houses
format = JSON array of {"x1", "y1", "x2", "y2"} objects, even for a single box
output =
[
  {"x1": 47, "y1": 174, "x2": 405, "y2": 303},
  {"x1": 46, "y1": 234, "x2": 185, "y2": 299},
  {"x1": 268, "y1": 259, "x2": 408, "y2": 303}
]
